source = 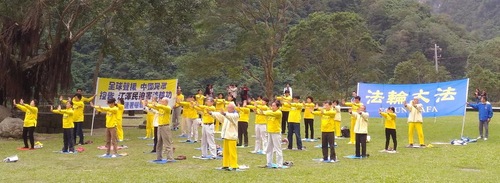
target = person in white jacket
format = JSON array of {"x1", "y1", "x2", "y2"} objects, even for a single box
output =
[
  {"x1": 351, "y1": 106, "x2": 369, "y2": 158},
  {"x1": 405, "y1": 97, "x2": 425, "y2": 148},
  {"x1": 210, "y1": 102, "x2": 240, "y2": 170}
]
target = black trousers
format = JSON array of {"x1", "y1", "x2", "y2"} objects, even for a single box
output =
[
  {"x1": 238, "y1": 122, "x2": 248, "y2": 146},
  {"x1": 281, "y1": 111, "x2": 289, "y2": 134},
  {"x1": 73, "y1": 122, "x2": 84, "y2": 144},
  {"x1": 62, "y1": 128, "x2": 75, "y2": 152},
  {"x1": 322, "y1": 132, "x2": 336, "y2": 160},
  {"x1": 304, "y1": 119, "x2": 314, "y2": 139},
  {"x1": 152, "y1": 127, "x2": 158, "y2": 152},
  {"x1": 22, "y1": 127, "x2": 35, "y2": 148},
  {"x1": 355, "y1": 133, "x2": 367, "y2": 157},
  {"x1": 385, "y1": 128, "x2": 397, "y2": 150},
  {"x1": 287, "y1": 123, "x2": 302, "y2": 149}
]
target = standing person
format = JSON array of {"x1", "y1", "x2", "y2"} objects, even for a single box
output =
[
  {"x1": 13, "y1": 99, "x2": 38, "y2": 150},
  {"x1": 194, "y1": 98, "x2": 217, "y2": 158},
  {"x1": 333, "y1": 100, "x2": 342, "y2": 138},
  {"x1": 204, "y1": 84, "x2": 214, "y2": 98},
  {"x1": 143, "y1": 96, "x2": 158, "y2": 139},
  {"x1": 284, "y1": 96, "x2": 303, "y2": 150},
  {"x1": 214, "y1": 93, "x2": 226, "y2": 132},
  {"x1": 116, "y1": 98, "x2": 125, "y2": 142},
  {"x1": 236, "y1": 100, "x2": 251, "y2": 147},
  {"x1": 350, "y1": 91, "x2": 357, "y2": 102},
  {"x1": 91, "y1": 99, "x2": 119, "y2": 158},
  {"x1": 148, "y1": 98, "x2": 174, "y2": 162},
  {"x1": 195, "y1": 89, "x2": 206, "y2": 106},
  {"x1": 241, "y1": 84, "x2": 250, "y2": 102},
  {"x1": 60, "y1": 94, "x2": 86, "y2": 145},
  {"x1": 404, "y1": 97, "x2": 425, "y2": 148},
  {"x1": 75, "y1": 88, "x2": 96, "y2": 102},
  {"x1": 350, "y1": 106, "x2": 369, "y2": 158},
  {"x1": 467, "y1": 96, "x2": 493, "y2": 140},
  {"x1": 474, "y1": 88, "x2": 481, "y2": 103},
  {"x1": 379, "y1": 107, "x2": 397, "y2": 153},
  {"x1": 303, "y1": 96, "x2": 315, "y2": 140},
  {"x1": 227, "y1": 84, "x2": 239, "y2": 104},
  {"x1": 283, "y1": 83, "x2": 293, "y2": 97},
  {"x1": 143, "y1": 99, "x2": 160, "y2": 153},
  {"x1": 248, "y1": 98, "x2": 269, "y2": 154},
  {"x1": 312, "y1": 101, "x2": 337, "y2": 162},
  {"x1": 276, "y1": 90, "x2": 292, "y2": 134},
  {"x1": 342, "y1": 96, "x2": 364, "y2": 144},
  {"x1": 51, "y1": 101, "x2": 75, "y2": 153},
  {"x1": 258, "y1": 101, "x2": 285, "y2": 168},
  {"x1": 210, "y1": 103, "x2": 240, "y2": 170},
  {"x1": 178, "y1": 96, "x2": 198, "y2": 143},
  {"x1": 172, "y1": 86, "x2": 184, "y2": 131}
]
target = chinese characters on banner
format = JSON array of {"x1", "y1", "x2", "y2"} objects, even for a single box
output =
[
  {"x1": 94, "y1": 78, "x2": 178, "y2": 110},
  {"x1": 358, "y1": 79, "x2": 468, "y2": 118}
]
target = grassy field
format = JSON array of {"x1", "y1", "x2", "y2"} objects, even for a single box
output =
[{"x1": 1, "y1": 112, "x2": 499, "y2": 182}]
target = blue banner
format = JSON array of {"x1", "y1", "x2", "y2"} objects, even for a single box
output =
[{"x1": 357, "y1": 79, "x2": 469, "y2": 118}]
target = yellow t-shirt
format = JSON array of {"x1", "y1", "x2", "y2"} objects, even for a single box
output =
[
  {"x1": 96, "y1": 106, "x2": 118, "y2": 128},
  {"x1": 248, "y1": 105, "x2": 269, "y2": 124},
  {"x1": 236, "y1": 107, "x2": 251, "y2": 122},
  {"x1": 175, "y1": 94, "x2": 185, "y2": 108},
  {"x1": 52, "y1": 108, "x2": 74, "y2": 129},
  {"x1": 72, "y1": 100, "x2": 85, "y2": 122},
  {"x1": 264, "y1": 110, "x2": 282, "y2": 133},
  {"x1": 284, "y1": 102, "x2": 303, "y2": 123},
  {"x1": 276, "y1": 96, "x2": 292, "y2": 111},
  {"x1": 303, "y1": 103, "x2": 315, "y2": 119},
  {"x1": 345, "y1": 102, "x2": 364, "y2": 118},
  {"x1": 313, "y1": 108, "x2": 336, "y2": 132},
  {"x1": 195, "y1": 94, "x2": 205, "y2": 105},
  {"x1": 215, "y1": 99, "x2": 226, "y2": 110},
  {"x1": 194, "y1": 105, "x2": 216, "y2": 123},
  {"x1": 380, "y1": 112, "x2": 396, "y2": 129},
  {"x1": 179, "y1": 101, "x2": 198, "y2": 118},
  {"x1": 16, "y1": 104, "x2": 38, "y2": 127},
  {"x1": 149, "y1": 104, "x2": 172, "y2": 125}
]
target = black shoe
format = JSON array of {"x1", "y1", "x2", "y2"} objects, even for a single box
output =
[{"x1": 150, "y1": 150, "x2": 156, "y2": 153}]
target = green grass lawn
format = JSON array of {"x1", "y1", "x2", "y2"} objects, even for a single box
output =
[{"x1": 1, "y1": 112, "x2": 499, "y2": 182}]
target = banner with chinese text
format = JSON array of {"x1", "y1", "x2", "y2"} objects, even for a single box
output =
[
  {"x1": 358, "y1": 79, "x2": 468, "y2": 118},
  {"x1": 94, "y1": 78, "x2": 177, "y2": 110}
]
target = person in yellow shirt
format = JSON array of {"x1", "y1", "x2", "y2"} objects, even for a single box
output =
[
  {"x1": 276, "y1": 90, "x2": 292, "y2": 134},
  {"x1": 333, "y1": 100, "x2": 342, "y2": 138},
  {"x1": 76, "y1": 88, "x2": 96, "y2": 102},
  {"x1": 195, "y1": 89, "x2": 206, "y2": 105},
  {"x1": 248, "y1": 98, "x2": 269, "y2": 154},
  {"x1": 214, "y1": 93, "x2": 226, "y2": 132},
  {"x1": 210, "y1": 103, "x2": 240, "y2": 170},
  {"x1": 116, "y1": 98, "x2": 125, "y2": 142},
  {"x1": 312, "y1": 101, "x2": 337, "y2": 162},
  {"x1": 303, "y1": 96, "x2": 315, "y2": 140},
  {"x1": 179, "y1": 96, "x2": 199, "y2": 142},
  {"x1": 236, "y1": 100, "x2": 251, "y2": 147},
  {"x1": 143, "y1": 96, "x2": 157, "y2": 139},
  {"x1": 258, "y1": 101, "x2": 285, "y2": 168},
  {"x1": 284, "y1": 96, "x2": 303, "y2": 150},
  {"x1": 60, "y1": 93, "x2": 88, "y2": 145},
  {"x1": 379, "y1": 107, "x2": 397, "y2": 153},
  {"x1": 405, "y1": 97, "x2": 425, "y2": 148},
  {"x1": 143, "y1": 99, "x2": 160, "y2": 153},
  {"x1": 91, "y1": 99, "x2": 119, "y2": 158},
  {"x1": 250, "y1": 95, "x2": 264, "y2": 106},
  {"x1": 194, "y1": 98, "x2": 217, "y2": 158},
  {"x1": 350, "y1": 105, "x2": 369, "y2": 158},
  {"x1": 13, "y1": 99, "x2": 38, "y2": 150},
  {"x1": 51, "y1": 101, "x2": 75, "y2": 153},
  {"x1": 173, "y1": 86, "x2": 184, "y2": 132},
  {"x1": 148, "y1": 97, "x2": 174, "y2": 162},
  {"x1": 342, "y1": 96, "x2": 364, "y2": 144}
]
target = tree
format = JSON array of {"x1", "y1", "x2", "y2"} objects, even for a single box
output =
[
  {"x1": 466, "y1": 37, "x2": 500, "y2": 101},
  {"x1": 0, "y1": 0, "x2": 123, "y2": 104},
  {"x1": 391, "y1": 52, "x2": 451, "y2": 84},
  {"x1": 281, "y1": 12, "x2": 381, "y2": 99}
]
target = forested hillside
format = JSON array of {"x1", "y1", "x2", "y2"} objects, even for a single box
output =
[{"x1": 1, "y1": 0, "x2": 498, "y2": 104}]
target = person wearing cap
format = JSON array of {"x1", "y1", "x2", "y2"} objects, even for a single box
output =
[
  {"x1": 172, "y1": 86, "x2": 184, "y2": 131},
  {"x1": 404, "y1": 97, "x2": 425, "y2": 148},
  {"x1": 342, "y1": 96, "x2": 364, "y2": 144},
  {"x1": 178, "y1": 96, "x2": 199, "y2": 142},
  {"x1": 210, "y1": 102, "x2": 240, "y2": 170},
  {"x1": 247, "y1": 98, "x2": 270, "y2": 154},
  {"x1": 91, "y1": 98, "x2": 119, "y2": 158},
  {"x1": 312, "y1": 101, "x2": 337, "y2": 162},
  {"x1": 350, "y1": 105, "x2": 369, "y2": 158},
  {"x1": 148, "y1": 97, "x2": 174, "y2": 162},
  {"x1": 194, "y1": 98, "x2": 217, "y2": 158},
  {"x1": 284, "y1": 96, "x2": 303, "y2": 150},
  {"x1": 276, "y1": 90, "x2": 292, "y2": 134},
  {"x1": 258, "y1": 101, "x2": 285, "y2": 168}
]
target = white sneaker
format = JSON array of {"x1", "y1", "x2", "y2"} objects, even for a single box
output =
[
  {"x1": 347, "y1": 142, "x2": 353, "y2": 144},
  {"x1": 387, "y1": 150, "x2": 397, "y2": 154},
  {"x1": 379, "y1": 149, "x2": 387, "y2": 153},
  {"x1": 477, "y1": 136, "x2": 482, "y2": 139},
  {"x1": 111, "y1": 154, "x2": 117, "y2": 158},
  {"x1": 250, "y1": 151, "x2": 257, "y2": 154},
  {"x1": 101, "y1": 154, "x2": 109, "y2": 157},
  {"x1": 484, "y1": 138, "x2": 488, "y2": 141}
]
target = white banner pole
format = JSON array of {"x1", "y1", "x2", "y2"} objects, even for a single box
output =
[
  {"x1": 460, "y1": 78, "x2": 470, "y2": 138},
  {"x1": 90, "y1": 77, "x2": 100, "y2": 136}
]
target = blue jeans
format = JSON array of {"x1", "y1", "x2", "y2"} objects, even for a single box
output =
[
  {"x1": 287, "y1": 123, "x2": 302, "y2": 149},
  {"x1": 479, "y1": 120, "x2": 489, "y2": 138}
]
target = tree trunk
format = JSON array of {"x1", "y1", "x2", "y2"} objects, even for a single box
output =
[{"x1": 92, "y1": 48, "x2": 105, "y2": 93}]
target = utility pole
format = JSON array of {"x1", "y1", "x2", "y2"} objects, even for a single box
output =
[{"x1": 432, "y1": 44, "x2": 441, "y2": 73}]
